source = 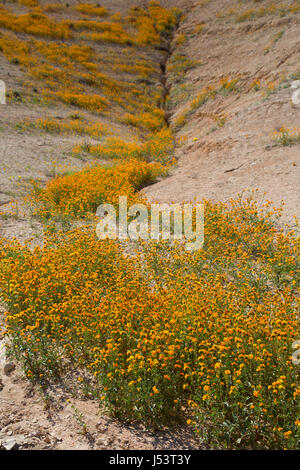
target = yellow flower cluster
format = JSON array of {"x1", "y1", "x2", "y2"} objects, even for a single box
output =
[
  {"x1": 18, "y1": 0, "x2": 39, "y2": 6},
  {"x1": 128, "y1": 1, "x2": 181, "y2": 45},
  {"x1": 0, "y1": 5, "x2": 175, "y2": 137},
  {"x1": 75, "y1": 4, "x2": 108, "y2": 17},
  {"x1": 50, "y1": 91, "x2": 109, "y2": 113},
  {"x1": 0, "y1": 197, "x2": 298, "y2": 448},
  {"x1": 0, "y1": 7, "x2": 71, "y2": 39},
  {"x1": 18, "y1": 117, "x2": 107, "y2": 138},
  {"x1": 30, "y1": 159, "x2": 166, "y2": 219},
  {"x1": 72, "y1": 128, "x2": 174, "y2": 164},
  {"x1": 272, "y1": 127, "x2": 300, "y2": 146}
]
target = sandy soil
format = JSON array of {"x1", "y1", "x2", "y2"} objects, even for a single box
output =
[{"x1": 143, "y1": 0, "x2": 300, "y2": 226}]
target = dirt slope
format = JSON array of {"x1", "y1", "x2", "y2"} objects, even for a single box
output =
[{"x1": 144, "y1": 0, "x2": 300, "y2": 226}]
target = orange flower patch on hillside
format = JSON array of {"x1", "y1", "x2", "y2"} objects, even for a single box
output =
[
  {"x1": 0, "y1": 197, "x2": 298, "y2": 448},
  {"x1": 30, "y1": 159, "x2": 166, "y2": 219}
]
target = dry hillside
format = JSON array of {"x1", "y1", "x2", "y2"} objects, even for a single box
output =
[
  {"x1": 0, "y1": 0, "x2": 299, "y2": 451},
  {"x1": 144, "y1": 0, "x2": 300, "y2": 226}
]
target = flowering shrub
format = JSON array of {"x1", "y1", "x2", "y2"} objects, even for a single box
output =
[
  {"x1": 73, "y1": 128, "x2": 175, "y2": 164},
  {"x1": 18, "y1": 117, "x2": 107, "y2": 138},
  {"x1": 30, "y1": 159, "x2": 166, "y2": 219},
  {"x1": 18, "y1": 0, "x2": 39, "y2": 6},
  {"x1": 75, "y1": 4, "x2": 108, "y2": 17},
  {"x1": 1, "y1": 0, "x2": 299, "y2": 451},
  {"x1": 0, "y1": 197, "x2": 299, "y2": 449},
  {"x1": 42, "y1": 4, "x2": 65, "y2": 13},
  {"x1": 272, "y1": 127, "x2": 300, "y2": 146},
  {"x1": 127, "y1": 1, "x2": 181, "y2": 45},
  {"x1": 0, "y1": 7, "x2": 71, "y2": 39},
  {"x1": 63, "y1": 20, "x2": 133, "y2": 44},
  {"x1": 122, "y1": 110, "x2": 165, "y2": 132},
  {"x1": 50, "y1": 91, "x2": 109, "y2": 113},
  {"x1": 0, "y1": 33, "x2": 33, "y2": 66},
  {"x1": 0, "y1": 5, "x2": 173, "y2": 130}
]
